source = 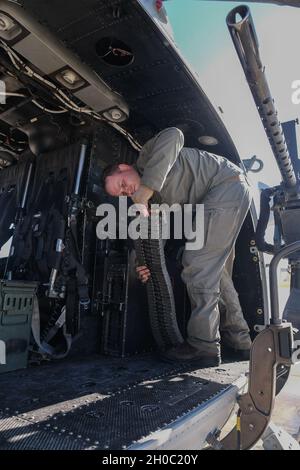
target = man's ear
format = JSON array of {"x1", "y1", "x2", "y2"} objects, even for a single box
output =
[{"x1": 118, "y1": 163, "x2": 132, "y2": 172}]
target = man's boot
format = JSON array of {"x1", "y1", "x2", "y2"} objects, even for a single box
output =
[
  {"x1": 221, "y1": 329, "x2": 252, "y2": 360},
  {"x1": 162, "y1": 341, "x2": 221, "y2": 367}
]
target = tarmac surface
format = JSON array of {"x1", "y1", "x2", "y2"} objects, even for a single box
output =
[{"x1": 272, "y1": 364, "x2": 300, "y2": 443}]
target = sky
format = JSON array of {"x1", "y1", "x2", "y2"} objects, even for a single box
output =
[{"x1": 164, "y1": 0, "x2": 300, "y2": 191}]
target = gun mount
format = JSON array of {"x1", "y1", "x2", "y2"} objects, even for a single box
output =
[
  {"x1": 223, "y1": 4, "x2": 300, "y2": 450},
  {"x1": 227, "y1": 4, "x2": 300, "y2": 290},
  {"x1": 227, "y1": 5, "x2": 297, "y2": 191}
]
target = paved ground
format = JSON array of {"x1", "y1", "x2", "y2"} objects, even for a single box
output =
[{"x1": 272, "y1": 364, "x2": 300, "y2": 441}]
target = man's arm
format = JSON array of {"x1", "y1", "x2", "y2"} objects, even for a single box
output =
[{"x1": 140, "y1": 127, "x2": 184, "y2": 192}]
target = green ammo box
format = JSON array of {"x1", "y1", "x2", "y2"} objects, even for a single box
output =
[{"x1": 0, "y1": 281, "x2": 38, "y2": 374}]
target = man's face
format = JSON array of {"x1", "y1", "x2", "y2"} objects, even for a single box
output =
[{"x1": 105, "y1": 164, "x2": 141, "y2": 197}]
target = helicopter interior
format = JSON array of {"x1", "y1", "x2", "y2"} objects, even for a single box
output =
[{"x1": 0, "y1": 0, "x2": 267, "y2": 450}]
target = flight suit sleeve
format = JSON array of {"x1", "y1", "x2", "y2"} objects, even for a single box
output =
[{"x1": 140, "y1": 127, "x2": 184, "y2": 192}]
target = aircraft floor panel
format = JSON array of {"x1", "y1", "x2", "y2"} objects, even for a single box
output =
[{"x1": 0, "y1": 355, "x2": 247, "y2": 450}]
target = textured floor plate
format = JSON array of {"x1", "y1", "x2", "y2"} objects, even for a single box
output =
[{"x1": 0, "y1": 355, "x2": 247, "y2": 450}]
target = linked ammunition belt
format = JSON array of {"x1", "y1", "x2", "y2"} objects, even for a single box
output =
[{"x1": 134, "y1": 212, "x2": 183, "y2": 350}]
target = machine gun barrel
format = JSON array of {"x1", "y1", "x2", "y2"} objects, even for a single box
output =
[{"x1": 226, "y1": 5, "x2": 297, "y2": 189}]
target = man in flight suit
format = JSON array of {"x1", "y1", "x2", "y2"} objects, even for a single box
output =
[{"x1": 103, "y1": 127, "x2": 252, "y2": 367}]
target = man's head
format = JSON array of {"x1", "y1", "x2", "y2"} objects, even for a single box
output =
[{"x1": 102, "y1": 163, "x2": 141, "y2": 197}]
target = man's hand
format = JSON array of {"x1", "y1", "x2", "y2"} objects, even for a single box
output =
[
  {"x1": 131, "y1": 184, "x2": 154, "y2": 217},
  {"x1": 136, "y1": 265, "x2": 151, "y2": 283}
]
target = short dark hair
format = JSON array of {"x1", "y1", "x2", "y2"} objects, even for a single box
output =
[{"x1": 101, "y1": 163, "x2": 120, "y2": 190}]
